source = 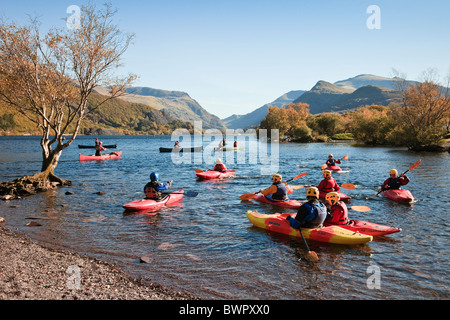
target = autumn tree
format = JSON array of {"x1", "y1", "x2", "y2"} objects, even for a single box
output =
[
  {"x1": 260, "y1": 102, "x2": 310, "y2": 138},
  {"x1": 349, "y1": 105, "x2": 394, "y2": 145},
  {"x1": 389, "y1": 69, "x2": 450, "y2": 150},
  {"x1": 0, "y1": 3, "x2": 136, "y2": 198}
]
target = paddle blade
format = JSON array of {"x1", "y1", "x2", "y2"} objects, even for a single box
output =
[
  {"x1": 240, "y1": 192, "x2": 257, "y2": 201},
  {"x1": 341, "y1": 183, "x2": 356, "y2": 190},
  {"x1": 342, "y1": 155, "x2": 348, "y2": 160},
  {"x1": 351, "y1": 205, "x2": 371, "y2": 212},
  {"x1": 287, "y1": 172, "x2": 308, "y2": 182},
  {"x1": 321, "y1": 164, "x2": 327, "y2": 169},
  {"x1": 184, "y1": 191, "x2": 199, "y2": 197},
  {"x1": 305, "y1": 251, "x2": 319, "y2": 263},
  {"x1": 291, "y1": 185, "x2": 306, "y2": 190},
  {"x1": 194, "y1": 169, "x2": 203, "y2": 173},
  {"x1": 408, "y1": 159, "x2": 421, "y2": 172}
]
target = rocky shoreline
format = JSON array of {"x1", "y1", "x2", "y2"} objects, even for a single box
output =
[{"x1": 0, "y1": 222, "x2": 199, "y2": 300}]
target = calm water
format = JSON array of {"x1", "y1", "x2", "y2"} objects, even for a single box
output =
[{"x1": 0, "y1": 135, "x2": 449, "y2": 299}]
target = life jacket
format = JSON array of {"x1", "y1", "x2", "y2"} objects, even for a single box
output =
[
  {"x1": 301, "y1": 200, "x2": 327, "y2": 228},
  {"x1": 213, "y1": 163, "x2": 227, "y2": 172},
  {"x1": 385, "y1": 177, "x2": 408, "y2": 190},
  {"x1": 144, "y1": 181, "x2": 166, "y2": 200},
  {"x1": 270, "y1": 182, "x2": 288, "y2": 201},
  {"x1": 326, "y1": 202, "x2": 349, "y2": 225},
  {"x1": 318, "y1": 178, "x2": 340, "y2": 193}
]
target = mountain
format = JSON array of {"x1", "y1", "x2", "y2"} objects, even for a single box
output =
[
  {"x1": 223, "y1": 90, "x2": 305, "y2": 129},
  {"x1": 96, "y1": 86, "x2": 226, "y2": 131},
  {"x1": 293, "y1": 77, "x2": 403, "y2": 114},
  {"x1": 334, "y1": 74, "x2": 402, "y2": 90}
]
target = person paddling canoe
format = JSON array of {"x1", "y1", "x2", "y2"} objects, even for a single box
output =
[
  {"x1": 95, "y1": 141, "x2": 105, "y2": 156},
  {"x1": 144, "y1": 172, "x2": 173, "y2": 201},
  {"x1": 259, "y1": 174, "x2": 293, "y2": 202},
  {"x1": 286, "y1": 187, "x2": 327, "y2": 228},
  {"x1": 324, "y1": 192, "x2": 349, "y2": 225},
  {"x1": 381, "y1": 169, "x2": 410, "y2": 191}
]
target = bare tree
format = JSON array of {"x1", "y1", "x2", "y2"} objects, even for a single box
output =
[{"x1": 0, "y1": 3, "x2": 136, "y2": 198}]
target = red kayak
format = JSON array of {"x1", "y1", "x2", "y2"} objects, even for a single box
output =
[
  {"x1": 122, "y1": 190, "x2": 184, "y2": 212},
  {"x1": 381, "y1": 189, "x2": 414, "y2": 202},
  {"x1": 196, "y1": 170, "x2": 235, "y2": 180},
  {"x1": 324, "y1": 219, "x2": 401, "y2": 236},
  {"x1": 79, "y1": 151, "x2": 122, "y2": 161},
  {"x1": 253, "y1": 193, "x2": 302, "y2": 209},
  {"x1": 326, "y1": 165, "x2": 342, "y2": 172},
  {"x1": 319, "y1": 191, "x2": 351, "y2": 201}
]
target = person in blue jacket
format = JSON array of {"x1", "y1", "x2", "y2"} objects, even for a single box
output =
[
  {"x1": 286, "y1": 186, "x2": 327, "y2": 228},
  {"x1": 144, "y1": 172, "x2": 172, "y2": 200}
]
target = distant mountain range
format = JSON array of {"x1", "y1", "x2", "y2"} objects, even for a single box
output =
[{"x1": 223, "y1": 74, "x2": 411, "y2": 129}]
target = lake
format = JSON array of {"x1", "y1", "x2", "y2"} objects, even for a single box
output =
[{"x1": 0, "y1": 134, "x2": 449, "y2": 299}]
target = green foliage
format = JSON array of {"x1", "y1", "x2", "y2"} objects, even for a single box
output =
[
  {"x1": 0, "y1": 113, "x2": 16, "y2": 130},
  {"x1": 332, "y1": 133, "x2": 354, "y2": 140}
]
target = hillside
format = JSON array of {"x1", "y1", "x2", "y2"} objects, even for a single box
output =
[
  {"x1": 94, "y1": 86, "x2": 226, "y2": 131},
  {"x1": 223, "y1": 90, "x2": 305, "y2": 129},
  {"x1": 0, "y1": 91, "x2": 195, "y2": 135}
]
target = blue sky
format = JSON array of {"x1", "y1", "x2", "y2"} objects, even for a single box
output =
[{"x1": 1, "y1": 0, "x2": 450, "y2": 119}]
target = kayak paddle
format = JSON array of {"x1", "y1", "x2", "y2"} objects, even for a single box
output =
[
  {"x1": 239, "y1": 172, "x2": 308, "y2": 201},
  {"x1": 341, "y1": 183, "x2": 356, "y2": 190},
  {"x1": 371, "y1": 159, "x2": 421, "y2": 197},
  {"x1": 162, "y1": 191, "x2": 199, "y2": 197},
  {"x1": 298, "y1": 228, "x2": 319, "y2": 263}
]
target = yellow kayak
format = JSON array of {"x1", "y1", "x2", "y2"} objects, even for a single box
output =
[{"x1": 246, "y1": 211, "x2": 372, "y2": 245}]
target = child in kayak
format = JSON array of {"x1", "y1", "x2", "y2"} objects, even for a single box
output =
[
  {"x1": 259, "y1": 174, "x2": 293, "y2": 202},
  {"x1": 324, "y1": 192, "x2": 349, "y2": 225},
  {"x1": 286, "y1": 187, "x2": 327, "y2": 228},
  {"x1": 317, "y1": 170, "x2": 340, "y2": 194},
  {"x1": 381, "y1": 169, "x2": 410, "y2": 190},
  {"x1": 144, "y1": 172, "x2": 173, "y2": 200},
  {"x1": 326, "y1": 154, "x2": 341, "y2": 167},
  {"x1": 213, "y1": 158, "x2": 227, "y2": 172}
]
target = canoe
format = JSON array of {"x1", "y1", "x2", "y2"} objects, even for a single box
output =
[
  {"x1": 196, "y1": 170, "x2": 235, "y2": 180},
  {"x1": 78, "y1": 144, "x2": 117, "y2": 149},
  {"x1": 246, "y1": 211, "x2": 373, "y2": 245},
  {"x1": 324, "y1": 219, "x2": 401, "y2": 236},
  {"x1": 253, "y1": 193, "x2": 302, "y2": 209},
  {"x1": 326, "y1": 165, "x2": 342, "y2": 171},
  {"x1": 122, "y1": 190, "x2": 184, "y2": 212},
  {"x1": 214, "y1": 146, "x2": 243, "y2": 152},
  {"x1": 319, "y1": 191, "x2": 351, "y2": 201},
  {"x1": 159, "y1": 146, "x2": 203, "y2": 153},
  {"x1": 381, "y1": 189, "x2": 414, "y2": 202},
  {"x1": 79, "y1": 151, "x2": 122, "y2": 161}
]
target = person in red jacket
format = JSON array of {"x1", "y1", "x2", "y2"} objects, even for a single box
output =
[
  {"x1": 317, "y1": 170, "x2": 340, "y2": 194},
  {"x1": 213, "y1": 158, "x2": 227, "y2": 172},
  {"x1": 326, "y1": 154, "x2": 341, "y2": 167},
  {"x1": 324, "y1": 192, "x2": 349, "y2": 225},
  {"x1": 381, "y1": 169, "x2": 410, "y2": 190}
]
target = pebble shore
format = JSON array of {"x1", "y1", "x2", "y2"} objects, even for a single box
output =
[{"x1": 0, "y1": 223, "x2": 199, "y2": 300}]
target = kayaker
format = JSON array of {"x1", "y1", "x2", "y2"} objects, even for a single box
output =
[
  {"x1": 213, "y1": 158, "x2": 227, "y2": 172},
  {"x1": 317, "y1": 170, "x2": 340, "y2": 193},
  {"x1": 326, "y1": 154, "x2": 341, "y2": 167},
  {"x1": 95, "y1": 141, "x2": 105, "y2": 156},
  {"x1": 174, "y1": 140, "x2": 181, "y2": 148},
  {"x1": 324, "y1": 192, "x2": 349, "y2": 225},
  {"x1": 144, "y1": 172, "x2": 173, "y2": 200},
  {"x1": 286, "y1": 187, "x2": 327, "y2": 228},
  {"x1": 95, "y1": 138, "x2": 99, "y2": 146},
  {"x1": 259, "y1": 174, "x2": 293, "y2": 202},
  {"x1": 233, "y1": 140, "x2": 238, "y2": 148},
  {"x1": 381, "y1": 169, "x2": 410, "y2": 190}
]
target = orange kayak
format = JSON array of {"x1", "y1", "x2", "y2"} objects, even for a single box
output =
[
  {"x1": 79, "y1": 151, "x2": 122, "y2": 161},
  {"x1": 247, "y1": 211, "x2": 372, "y2": 245}
]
